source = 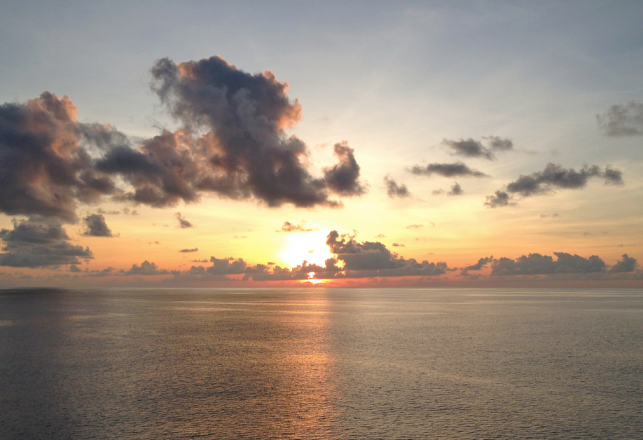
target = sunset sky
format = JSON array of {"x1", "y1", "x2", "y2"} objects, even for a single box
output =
[{"x1": 1, "y1": 1, "x2": 642, "y2": 287}]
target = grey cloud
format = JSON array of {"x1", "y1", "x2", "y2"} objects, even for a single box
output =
[
  {"x1": 610, "y1": 254, "x2": 637, "y2": 273},
  {"x1": 192, "y1": 259, "x2": 208, "y2": 263},
  {"x1": 0, "y1": 218, "x2": 93, "y2": 267},
  {"x1": 491, "y1": 252, "x2": 606, "y2": 276},
  {"x1": 447, "y1": 182, "x2": 463, "y2": 196},
  {"x1": 597, "y1": 102, "x2": 643, "y2": 136},
  {"x1": 443, "y1": 138, "x2": 494, "y2": 160},
  {"x1": 484, "y1": 191, "x2": 514, "y2": 208},
  {"x1": 392, "y1": 243, "x2": 405, "y2": 247},
  {"x1": 323, "y1": 142, "x2": 367, "y2": 197},
  {"x1": 384, "y1": 176, "x2": 411, "y2": 198},
  {"x1": 1, "y1": 56, "x2": 362, "y2": 223},
  {"x1": 411, "y1": 161, "x2": 489, "y2": 178},
  {"x1": 125, "y1": 260, "x2": 170, "y2": 275},
  {"x1": 82, "y1": 214, "x2": 113, "y2": 237},
  {"x1": 486, "y1": 164, "x2": 624, "y2": 207},
  {"x1": 97, "y1": 208, "x2": 120, "y2": 215},
  {"x1": 485, "y1": 136, "x2": 514, "y2": 151},
  {"x1": 179, "y1": 248, "x2": 198, "y2": 253},
  {"x1": 0, "y1": 93, "x2": 116, "y2": 222},
  {"x1": 175, "y1": 212, "x2": 193, "y2": 228},
  {"x1": 69, "y1": 264, "x2": 81, "y2": 272},
  {"x1": 461, "y1": 256, "x2": 493, "y2": 275},
  {"x1": 278, "y1": 221, "x2": 317, "y2": 232},
  {"x1": 150, "y1": 56, "x2": 348, "y2": 208},
  {"x1": 325, "y1": 230, "x2": 449, "y2": 276}
]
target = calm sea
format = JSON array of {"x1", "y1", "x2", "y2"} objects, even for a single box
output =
[{"x1": 0, "y1": 288, "x2": 641, "y2": 439}]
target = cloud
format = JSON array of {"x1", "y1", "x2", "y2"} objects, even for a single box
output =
[
  {"x1": 97, "y1": 208, "x2": 120, "y2": 215},
  {"x1": 278, "y1": 221, "x2": 317, "y2": 232},
  {"x1": 325, "y1": 230, "x2": 449, "y2": 277},
  {"x1": 597, "y1": 102, "x2": 643, "y2": 136},
  {"x1": 610, "y1": 254, "x2": 638, "y2": 273},
  {"x1": 69, "y1": 264, "x2": 81, "y2": 272},
  {"x1": 82, "y1": 214, "x2": 113, "y2": 237},
  {"x1": 0, "y1": 56, "x2": 363, "y2": 224},
  {"x1": 486, "y1": 163, "x2": 623, "y2": 207},
  {"x1": 484, "y1": 191, "x2": 515, "y2": 208},
  {"x1": 447, "y1": 182, "x2": 463, "y2": 196},
  {"x1": 0, "y1": 217, "x2": 93, "y2": 267},
  {"x1": 122, "y1": 208, "x2": 139, "y2": 215},
  {"x1": 149, "y1": 56, "x2": 352, "y2": 208},
  {"x1": 491, "y1": 252, "x2": 607, "y2": 275},
  {"x1": 323, "y1": 142, "x2": 367, "y2": 197},
  {"x1": 175, "y1": 212, "x2": 193, "y2": 228},
  {"x1": 442, "y1": 136, "x2": 513, "y2": 161},
  {"x1": 384, "y1": 176, "x2": 411, "y2": 198},
  {"x1": 410, "y1": 161, "x2": 489, "y2": 178},
  {"x1": 392, "y1": 243, "x2": 405, "y2": 247},
  {"x1": 406, "y1": 224, "x2": 423, "y2": 229},
  {"x1": 376, "y1": 234, "x2": 386, "y2": 238},
  {"x1": 0, "y1": 92, "x2": 116, "y2": 222},
  {"x1": 461, "y1": 256, "x2": 493, "y2": 275},
  {"x1": 485, "y1": 136, "x2": 514, "y2": 151},
  {"x1": 125, "y1": 260, "x2": 170, "y2": 275},
  {"x1": 179, "y1": 248, "x2": 198, "y2": 253}
]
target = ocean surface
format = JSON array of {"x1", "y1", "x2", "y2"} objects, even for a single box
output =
[{"x1": 0, "y1": 288, "x2": 642, "y2": 439}]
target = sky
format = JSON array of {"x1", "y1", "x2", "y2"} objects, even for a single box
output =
[{"x1": 1, "y1": 0, "x2": 642, "y2": 288}]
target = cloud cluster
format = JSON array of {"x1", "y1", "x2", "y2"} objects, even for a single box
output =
[
  {"x1": 82, "y1": 214, "x2": 113, "y2": 237},
  {"x1": 442, "y1": 136, "x2": 513, "y2": 160},
  {"x1": 486, "y1": 163, "x2": 623, "y2": 207},
  {"x1": 0, "y1": 56, "x2": 365, "y2": 229},
  {"x1": 0, "y1": 217, "x2": 92, "y2": 267},
  {"x1": 384, "y1": 176, "x2": 411, "y2": 198},
  {"x1": 411, "y1": 162, "x2": 488, "y2": 178},
  {"x1": 491, "y1": 252, "x2": 607, "y2": 275},
  {"x1": 125, "y1": 260, "x2": 170, "y2": 275},
  {"x1": 610, "y1": 254, "x2": 638, "y2": 273},
  {"x1": 597, "y1": 102, "x2": 643, "y2": 136}
]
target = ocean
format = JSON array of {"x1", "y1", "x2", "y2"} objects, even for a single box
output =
[{"x1": 1, "y1": 287, "x2": 641, "y2": 439}]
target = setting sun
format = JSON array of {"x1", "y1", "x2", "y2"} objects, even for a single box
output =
[{"x1": 280, "y1": 230, "x2": 335, "y2": 268}]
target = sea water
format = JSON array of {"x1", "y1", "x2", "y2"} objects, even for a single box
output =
[{"x1": 1, "y1": 288, "x2": 641, "y2": 439}]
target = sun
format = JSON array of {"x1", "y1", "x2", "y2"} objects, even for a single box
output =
[{"x1": 280, "y1": 230, "x2": 335, "y2": 268}]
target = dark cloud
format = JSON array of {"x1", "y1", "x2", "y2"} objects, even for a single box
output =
[
  {"x1": 406, "y1": 225, "x2": 423, "y2": 229},
  {"x1": 179, "y1": 248, "x2": 198, "y2": 253},
  {"x1": 69, "y1": 264, "x2": 81, "y2": 272},
  {"x1": 325, "y1": 230, "x2": 449, "y2": 277},
  {"x1": 97, "y1": 208, "x2": 120, "y2": 215},
  {"x1": 411, "y1": 162, "x2": 488, "y2": 178},
  {"x1": 484, "y1": 191, "x2": 514, "y2": 208},
  {"x1": 125, "y1": 260, "x2": 170, "y2": 275},
  {"x1": 0, "y1": 93, "x2": 116, "y2": 222},
  {"x1": 0, "y1": 218, "x2": 93, "y2": 267},
  {"x1": 82, "y1": 214, "x2": 113, "y2": 237},
  {"x1": 485, "y1": 136, "x2": 514, "y2": 151},
  {"x1": 487, "y1": 163, "x2": 623, "y2": 207},
  {"x1": 443, "y1": 138, "x2": 494, "y2": 159},
  {"x1": 461, "y1": 256, "x2": 493, "y2": 275},
  {"x1": 384, "y1": 176, "x2": 411, "y2": 198},
  {"x1": 597, "y1": 102, "x2": 643, "y2": 136},
  {"x1": 175, "y1": 212, "x2": 193, "y2": 228},
  {"x1": 278, "y1": 221, "x2": 316, "y2": 232},
  {"x1": 610, "y1": 254, "x2": 638, "y2": 273},
  {"x1": 491, "y1": 252, "x2": 606, "y2": 276},
  {"x1": 149, "y1": 56, "x2": 350, "y2": 208},
  {"x1": 0, "y1": 56, "x2": 364, "y2": 223},
  {"x1": 447, "y1": 182, "x2": 463, "y2": 196},
  {"x1": 323, "y1": 142, "x2": 366, "y2": 197},
  {"x1": 442, "y1": 136, "x2": 513, "y2": 160}
]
